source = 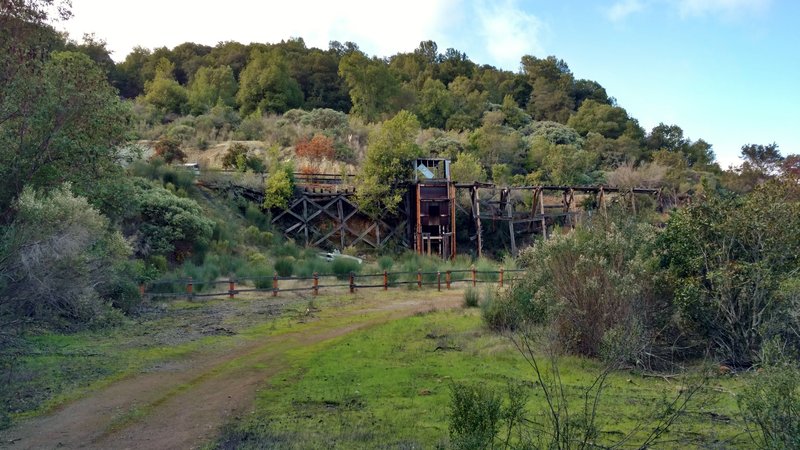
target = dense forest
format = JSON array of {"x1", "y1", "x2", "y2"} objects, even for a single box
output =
[{"x1": 2, "y1": 1, "x2": 800, "y2": 446}]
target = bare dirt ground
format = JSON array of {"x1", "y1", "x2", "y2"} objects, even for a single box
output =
[{"x1": 1, "y1": 291, "x2": 462, "y2": 450}]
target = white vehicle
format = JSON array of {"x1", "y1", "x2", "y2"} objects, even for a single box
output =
[{"x1": 181, "y1": 163, "x2": 200, "y2": 176}]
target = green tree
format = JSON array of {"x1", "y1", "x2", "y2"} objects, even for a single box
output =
[
  {"x1": 0, "y1": 51, "x2": 131, "y2": 215},
  {"x1": 522, "y1": 55, "x2": 575, "y2": 123},
  {"x1": 356, "y1": 111, "x2": 422, "y2": 216},
  {"x1": 339, "y1": 51, "x2": 400, "y2": 122},
  {"x1": 446, "y1": 76, "x2": 488, "y2": 130},
  {"x1": 414, "y1": 78, "x2": 452, "y2": 129},
  {"x1": 658, "y1": 180, "x2": 800, "y2": 366},
  {"x1": 567, "y1": 99, "x2": 634, "y2": 139},
  {"x1": 237, "y1": 49, "x2": 304, "y2": 115},
  {"x1": 187, "y1": 65, "x2": 237, "y2": 114},
  {"x1": 143, "y1": 57, "x2": 188, "y2": 114},
  {"x1": 450, "y1": 152, "x2": 486, "y2": 183}
]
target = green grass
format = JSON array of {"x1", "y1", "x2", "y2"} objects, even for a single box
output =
[{"x1": 213, "y1": 308, "x2": 750, "y2": 449}]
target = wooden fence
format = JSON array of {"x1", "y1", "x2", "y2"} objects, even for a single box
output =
[{"x1": 142, "y1": 268, "x2": 526, "y2": 300}]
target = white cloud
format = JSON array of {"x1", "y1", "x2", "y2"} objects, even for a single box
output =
[
  {"x1": 475, "y1": 0, "x2": 544, "y2": 69},
  {"x1": 607, "y1": 0, "x2": 645, "y2": 22},
  {"x1": 675, "y1": 0, "x2": 771, "y2": 18},
  {"x1": 60, "y1": 0, "x2": 462, "y2": 61}
]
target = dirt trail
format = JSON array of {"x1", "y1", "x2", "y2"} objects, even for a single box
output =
[{"x1": 2, "y1": 292, "x2": 462, "y2": 449}]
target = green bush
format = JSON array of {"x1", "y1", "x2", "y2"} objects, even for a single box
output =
[
  {"x1": 739, "y1": 362, "x2": 800, "y2": 449},
  {"x1": 273, "y1": 258, "x2": 295, "y2": 278},
  {"x1": 0, "y1": 185, "x2": 131, "y2": 328},
  {"x1": 295, "y1": 258, "x2": 328, "y2": 278},
  {"x1": 378, "y1": 255, "x2": 394, "y2": 271},
  {"x1": 331, "y1": 258, "x2": 361, "y2": 280},
  {"x1": 502, "y1": 216, "x2": 659, "y2": 356},
  {"x1": 449, "y1": 383, "x2": 502, "y2": 450},
  {"x1": 463, "y1": 288, "x2": 480, "y2": 308}
]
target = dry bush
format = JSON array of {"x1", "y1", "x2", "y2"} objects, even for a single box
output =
[{"x1": 606, "y1": 162, "x2": 667, "y2": 189}]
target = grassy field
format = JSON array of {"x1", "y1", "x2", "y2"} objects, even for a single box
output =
[
  {"x1": 212, "y1": 307, "x2": 751, "y2": 449},
  {"x1": 2, "y1": 290, "x2": 757, "y2": 448}
]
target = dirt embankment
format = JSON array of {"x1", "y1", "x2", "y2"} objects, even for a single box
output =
[{"x1": 2, "y1": 292, "x2": 462, "y2": 449}]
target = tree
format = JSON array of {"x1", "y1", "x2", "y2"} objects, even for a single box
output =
[
  {"x1": 187, "y1": 65, "x2": 237, "y2": 114},
  {"x1": 152, "y1": 137, "x2": 186, "y2": 163},
  {"x1": 414, "y1": 78, "x2": 452, "y2": 129},
  {"x1": 0, "y1": 51, "x2": 131, "y2": 216},
  {"x1": 143, "y1": 57, "x2": 188, "y2": 114},
  {"x1": 741, "y1": 143, "x2": 784, "y2": 175},
  {"x1": 237, "y1": 49, "x2": 304, "y2": 115},
  {"x1": 446, "y1": 76, "x2": 488, "y2": 130},
  {"x1": 295, "y1": 134, "x2": 335, "y2": 162},
  {"x1": 658, "y1": 181, "x2": 800, "y2": 366},
  {"x1": 522, "y1": 55, "x2": 576, "y2": 123},
  {"x1": 567, "y1": 99, "x2": 633, "y2": 139},
  {"x1": 356, "y1": 111, "x2": 422, "y2": 216},
  {"x1": 450, "y1": 152, "x2": 486, "y2": 183},
  {"x1": 339, "y1": 51, "x2": 400, "y2": 122}
]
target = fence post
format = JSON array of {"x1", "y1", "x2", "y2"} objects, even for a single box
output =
[
  {"x1": 313, "y1": 272, "x2": 319, "y2": 296},
  {"x1": 437, "y1": 271, "x2": 441, "y2": 292},
  {"x1": 229, "y1": 278, "x2": 235, "y2": 299},
  {"x1": 499, "y1": 267, "x2": 504, "y2": 288},
  {"x1": 417, "y1": 269, "x2": 422, "y2": 289},
  {"x1": 139, "y1": 283, "x2": 145, "y2": 299},
  {"x1": 383, "y1": 270, "x2": 388, "y2": 291},
  {"x1": 272, "y1": 272, "x2": 278, "y2": 297},
  {"x1": 471, "y1": 265, "x2": 476, "y2": 287},
  {"x1": 349, "y1": 272, "x2": 355, "y2": 294},
  {"x1": 446, "y1": 271, "x2": 451, "y2": 289},
  {"x1": 187, "y1": 277, "x2": 193, "y2": 298}
]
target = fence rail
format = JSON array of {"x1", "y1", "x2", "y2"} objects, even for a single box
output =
[{"x1": 141, "y1": 268, "x2": 526, "y2": 300}]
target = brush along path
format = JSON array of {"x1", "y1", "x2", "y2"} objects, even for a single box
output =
[{"x1": 3, "y1": 291, "x2": 463, "y2": 449}]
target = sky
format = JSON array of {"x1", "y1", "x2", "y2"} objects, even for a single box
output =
[{"x1": 57, "y1": 0, "x2": 800, "y2": 168}]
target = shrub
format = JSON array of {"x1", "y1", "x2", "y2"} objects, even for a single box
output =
[
  {"x1": 739, "y1": 361, "x2": 800, "y2": 449},
  {"x1": 133, "y1": 182, "x2": 214, "y2": 260},
  {"x1": 378, "y1": 255, "x2": 394, "y2": 271},
  {"x1": 295, "y1": 134, "x2": 335, "y2": 161},
  {"x1": 273, "y1": 258, "x2": 295, "y2": 277},
  {"x1": 449, "y1": 383, "x2": 502, "y2": 450},
  {"x1": 331, "y1": 258, "x2": 361, "y2": 280},
  {"x1": 463, "y1": 288, "x2": 480, "y2": 308},
  {"x1": 152, "y1": 136, "x2": 186, "y2": 163},
  {"x1": 658, "y1": 180, "x2": 800, "y2": 366},
  {"x1": 0, "y1": 185, "x2": 131, "y2": 328},
  {"x1": 500, "y1": 216, "x2": 660, "y2": 356}
]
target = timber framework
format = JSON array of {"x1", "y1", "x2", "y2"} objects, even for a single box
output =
[{"x1": 199, "y1": 162, "x2": 669, "y2": 258}]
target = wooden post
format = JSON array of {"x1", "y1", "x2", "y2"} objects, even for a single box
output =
[
  {"x1": 437, "y1": 271, "x2": 441, "y2": 292},
  {"x1": 187, "y1": 277, "x2": 193, "y2": 297},
  {"x1": 139, "y1": 283, "x2": 145, "y2": 299},
  {"x1": 229, "y1": 278, "x2": 235, "y2": 299},
  {"x1": 338, "y1": 197, "x2": 346, "y2": 249},
  {"x1": 446, "y1": 270, "x2": 451, "y2": 289},
  {"x1": 473, "y1": 186, "x2": 483, "y2": 258},
  {"x1": 499, "y1": 268, "x2": 504, "y2": 288},
  {"x1": 416, "y1": 184, "x2": 422, "y2": 254},
  {"x1": 417, "y1": 269, "x2": 422, "y2": 289},
  {"x1": 303, "y1": 198, "x2": 309, "y2": 246},
  {"x1": 349, "y1": 272, "x2": 355, "y2": 294},
  {"x1": 383, "y1": 270, "x2": 388, "y2": 290},
  {"x1": 506, "y1": 189, "x2": 517, "y2": 257},
  {"x1": 630, "y1": 189, "x2": 637, "y2": 214},
  {"x1": 539, "y1": 189, "x2": 548, "y2": 240},
  {"x1": 450, "y1": 183, "x2": 457, "y2": 259},
  {"x1": 471, "y1": 265, "x2": 476, "y2": 287},
  {"x1": 599, "y1": 186, "x2": 607, "y2": 217},
  {"x1": 313, "y1": 272, "x2": 319, "y2": 296},
  {"x1": 272, "y1": 272, "x2": 278, "y2": 297}
]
